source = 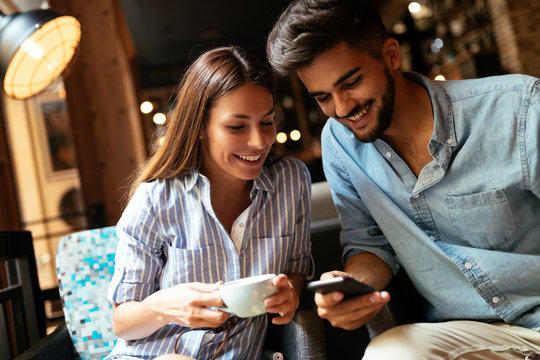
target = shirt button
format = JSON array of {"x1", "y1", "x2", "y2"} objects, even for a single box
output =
[
  {"x1": 446, "y1": 139, "x2": 452, "y2": 144},
  {"x1": 385, "y1": 151, "x2": 392, "y2": 158},
  {"x1": 492, "y1": 296, "x2": 500, "y2": 304},
  {"x1": 464, "y1": 262, "x2": 472, "y2": 269},
  {"x1": 239, "y1": 223, "x2": 244, "y2": 228},
  {"x1": 429, "y1": 235, "x2": 435, "y2": 241},
  {"x1": 412, "y1": 194, "x2": 419, "y2": 199}
]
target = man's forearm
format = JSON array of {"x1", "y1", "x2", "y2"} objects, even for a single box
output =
[{"x1": 344, "y1": 253, "x2": 393, "y2": 290}]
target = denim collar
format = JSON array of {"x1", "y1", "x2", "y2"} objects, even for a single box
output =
[{"x1": 403, "y1": 72, "x2": 457, "y2": 149}]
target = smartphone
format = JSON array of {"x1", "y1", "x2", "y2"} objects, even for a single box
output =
[{"x1": 307, "y1": 277, "x2": 378, "y2": 298}]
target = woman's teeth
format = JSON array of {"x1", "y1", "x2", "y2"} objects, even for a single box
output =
[{"x1": 237, "y1": 154, "x2": 262, "y2": 161}]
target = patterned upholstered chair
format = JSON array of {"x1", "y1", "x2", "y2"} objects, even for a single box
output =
[{"x1": 56, "y1": 226, "x2": 118, "y2": 359}]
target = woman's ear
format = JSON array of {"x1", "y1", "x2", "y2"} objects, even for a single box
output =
[{"x1": 382, "y1": 38, "x2": 401, "y2": 70}]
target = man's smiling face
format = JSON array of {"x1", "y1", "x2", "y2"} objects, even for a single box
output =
[{"x1": 297, "y1": 41, "x2": 395, "y2": 143}]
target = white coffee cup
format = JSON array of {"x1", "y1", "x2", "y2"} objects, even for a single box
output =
[{"x1": 218, "y1": 274, "x2": 277, "y2": 317}]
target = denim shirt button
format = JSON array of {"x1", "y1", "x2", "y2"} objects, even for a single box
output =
[
  {"x1": 492, "y1": 296, "x2": 500, "y2": 304},
  {"x1": 464, "y1": 262, "x2": 472, "y2": 269},
  {"x1": 385, "y1": 151, "x2": 392, "y2": 158},
  {"x1": 446, "y1": 138, "x2": 452, "y2": 144},
  {"x1": 412, "y1": 194, "x2": 419, "y2": 199}
]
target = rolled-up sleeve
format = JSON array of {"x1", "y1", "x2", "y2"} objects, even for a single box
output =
[{"x1": 107, "y1": 183, "x2": 165, "y2": 304}]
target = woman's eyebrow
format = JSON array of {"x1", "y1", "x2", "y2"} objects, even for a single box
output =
[{"x1": 227, "y1": 107, "x2": 275, "y2": 119}]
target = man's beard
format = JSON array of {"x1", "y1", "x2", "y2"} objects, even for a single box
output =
[{"x1": 353, "y1": 67, "x2": 395, "y2": 143}]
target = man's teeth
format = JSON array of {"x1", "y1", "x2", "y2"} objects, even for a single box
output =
[
  {"x1": 238, "y1": 154, "x2": 262, "y2": 161},
  {"x1": 348, "y1": 103, "x2": 371, "y2": 121}
]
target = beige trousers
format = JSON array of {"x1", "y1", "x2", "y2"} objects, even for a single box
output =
[{"x1": 363, "y1": 321, "x2": 540, "y2": 360}]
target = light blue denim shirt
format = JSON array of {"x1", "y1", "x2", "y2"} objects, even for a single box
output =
[{"x1": 321, "y1": 72, "x2": 540, "y2": 330}]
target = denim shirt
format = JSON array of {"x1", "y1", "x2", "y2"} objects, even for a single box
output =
[{"x1": 321, "y1": 72, "x2": 540, "y2": 330}]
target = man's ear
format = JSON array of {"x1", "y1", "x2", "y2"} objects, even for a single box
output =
[{"x1": 382, "y1": 38, "x2": 401, "y2": 70}]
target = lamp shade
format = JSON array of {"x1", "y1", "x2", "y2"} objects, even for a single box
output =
[{"x1": 0, "y1": 9, "x2": 81, "y2": 99}]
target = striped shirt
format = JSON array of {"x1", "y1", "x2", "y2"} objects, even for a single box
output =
[{"x1": 106, "y1": 157, "x2": 312, "y2": 360}]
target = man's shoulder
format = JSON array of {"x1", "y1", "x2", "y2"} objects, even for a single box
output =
[{"x1": 438, "y1": 74, "x2": 539, "y2": 101}]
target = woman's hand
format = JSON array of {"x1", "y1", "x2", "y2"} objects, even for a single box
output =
[
  {"x1": 150, "y1": 282, "x2": 230, "y2": 328},
  {"x1": 264, "y1": 273, "x2": 302, "y2": 325},
  {"x1": 113, "y1": 282, "x2": 229, "y2": 340}
]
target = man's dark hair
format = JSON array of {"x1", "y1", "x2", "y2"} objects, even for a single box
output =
[{"x1": 267, "y1": 0, "x2": 388, "y2": 75}]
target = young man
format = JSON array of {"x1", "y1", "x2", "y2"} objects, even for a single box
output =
[{"x1": 267, "y1": 0, "x2": 540, "y2": 359}]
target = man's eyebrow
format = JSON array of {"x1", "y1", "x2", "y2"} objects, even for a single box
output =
[
  {"x1": 334, "y1": 67, "x2": 361, "y2": 87},
  {"x1": 308, "y1": 67, "x2": 361, "y2": 97}
]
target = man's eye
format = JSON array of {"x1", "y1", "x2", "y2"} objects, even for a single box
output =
[
  {"x1": 315, "y1": 95, "x2": 330, "y2": 103},
  {"x1": 344, "y1": 75, "x2": 362, "y2": 88}
]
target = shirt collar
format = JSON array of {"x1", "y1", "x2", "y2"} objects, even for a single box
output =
[
  {"x1": 183, "y1": 165, "x2": 276, "y2": 194},
  {"x1": 403, "y1": 72, "x2": 457, "y2": 148}
]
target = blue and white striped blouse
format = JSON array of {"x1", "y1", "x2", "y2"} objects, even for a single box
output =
[{"x1": 106, "y1": 156, "x2": 312, "y2": 360}]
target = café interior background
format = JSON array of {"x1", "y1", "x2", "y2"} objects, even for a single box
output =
[{"x1": 1, "y1": 0, "x2": 539, "y2": 325}]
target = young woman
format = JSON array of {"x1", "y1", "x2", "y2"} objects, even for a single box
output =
[{"x1": 105, "y1": 46, "x2": 312, "y2": 360}]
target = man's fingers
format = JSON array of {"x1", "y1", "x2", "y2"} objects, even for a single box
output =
[{"x1": 314, "y1": 290, "x2": 344, "y2": 307}]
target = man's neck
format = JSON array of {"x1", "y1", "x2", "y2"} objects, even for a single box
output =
[
  {"x1": 381, "y1": 72, "x2": 434, "y2": 177},
  {"x1": 382, "y1": 72, "x2": 433, "y2": 143}
]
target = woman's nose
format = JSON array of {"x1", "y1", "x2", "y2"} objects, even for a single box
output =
[{"x1": 248, "y1": 127, "x2": 266, "y2": 148}]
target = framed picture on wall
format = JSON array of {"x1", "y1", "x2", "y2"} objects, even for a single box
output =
[{"x1": 33, "y1": 89, "x2": 78, "y2": 179}]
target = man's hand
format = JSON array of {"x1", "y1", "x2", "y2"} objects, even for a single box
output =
[{"x1": 314, "y1": 270, "x2": 390, "y2": 330}]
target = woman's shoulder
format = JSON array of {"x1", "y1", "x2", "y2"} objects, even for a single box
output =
[
  {"x1": 270, "y1": 156, "x2": 308, "y2": 173},
  {"x1": 134, "y1": 176, "x2": 189, "y2": 203},
  {"x1": 264, "y1": 156, "x2": 311, "y2": 185}
]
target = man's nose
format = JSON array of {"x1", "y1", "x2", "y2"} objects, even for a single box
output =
[{"x1": 334, "y1": 93, "x2": 354, "y2": 119}]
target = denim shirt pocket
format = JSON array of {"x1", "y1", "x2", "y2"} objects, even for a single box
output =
[{"x1": 444, "y1": 189, "x2": 516, "y2": 250}]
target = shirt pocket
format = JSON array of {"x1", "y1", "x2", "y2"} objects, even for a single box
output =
[
  {"x1": 250, "y1": 235, "x2": 294, "y2": 275},
  {"x1": 444, "y1": 189, "x2": 516, "y2": 250},
  {"x1": 165, "y1": 244, "x2": 216, "y2": 284}
]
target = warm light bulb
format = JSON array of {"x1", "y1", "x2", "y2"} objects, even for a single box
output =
[
  {"x1": 408, "y1": 2, "x2": 421, "y2": 14},
  {"x1": 290, "y1": 130, "x2": 301, "y2": 141},
  {"x1": 434, "y1": 74, "x2": 446, "y2": 81},
  {"x1": 140, "y1": 101, "x2": 153, "y2": 114},
  {"x1": 153, "y1": 112, "x2": 166, "y2": 125},
  {"x1": 276, "y1": 132, "x2": 287, "y2": 144},
  {"x1": 21, "y1": 39, "x2": 44, "y2": 59}
]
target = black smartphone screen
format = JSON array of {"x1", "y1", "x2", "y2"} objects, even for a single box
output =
[{"x1": 307, "y1": 277, "x2": 378, "y2": 298}]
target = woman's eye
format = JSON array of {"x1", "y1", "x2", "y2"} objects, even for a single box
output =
[
  {"x1": 261, "y1": 121, "x2": 274, "y2": 127},
  {"x1": 227, "y1": 125, "x2": 244, "y2": 130}
]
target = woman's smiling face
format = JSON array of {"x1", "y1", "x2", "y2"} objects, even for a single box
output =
[{"x1": 201, "y1": 82, "x2": 276, "y2": 183}]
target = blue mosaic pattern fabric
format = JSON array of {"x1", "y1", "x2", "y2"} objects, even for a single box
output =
[{"x1": 56, "y1": 226, "x2": 118, "y2": 360}]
